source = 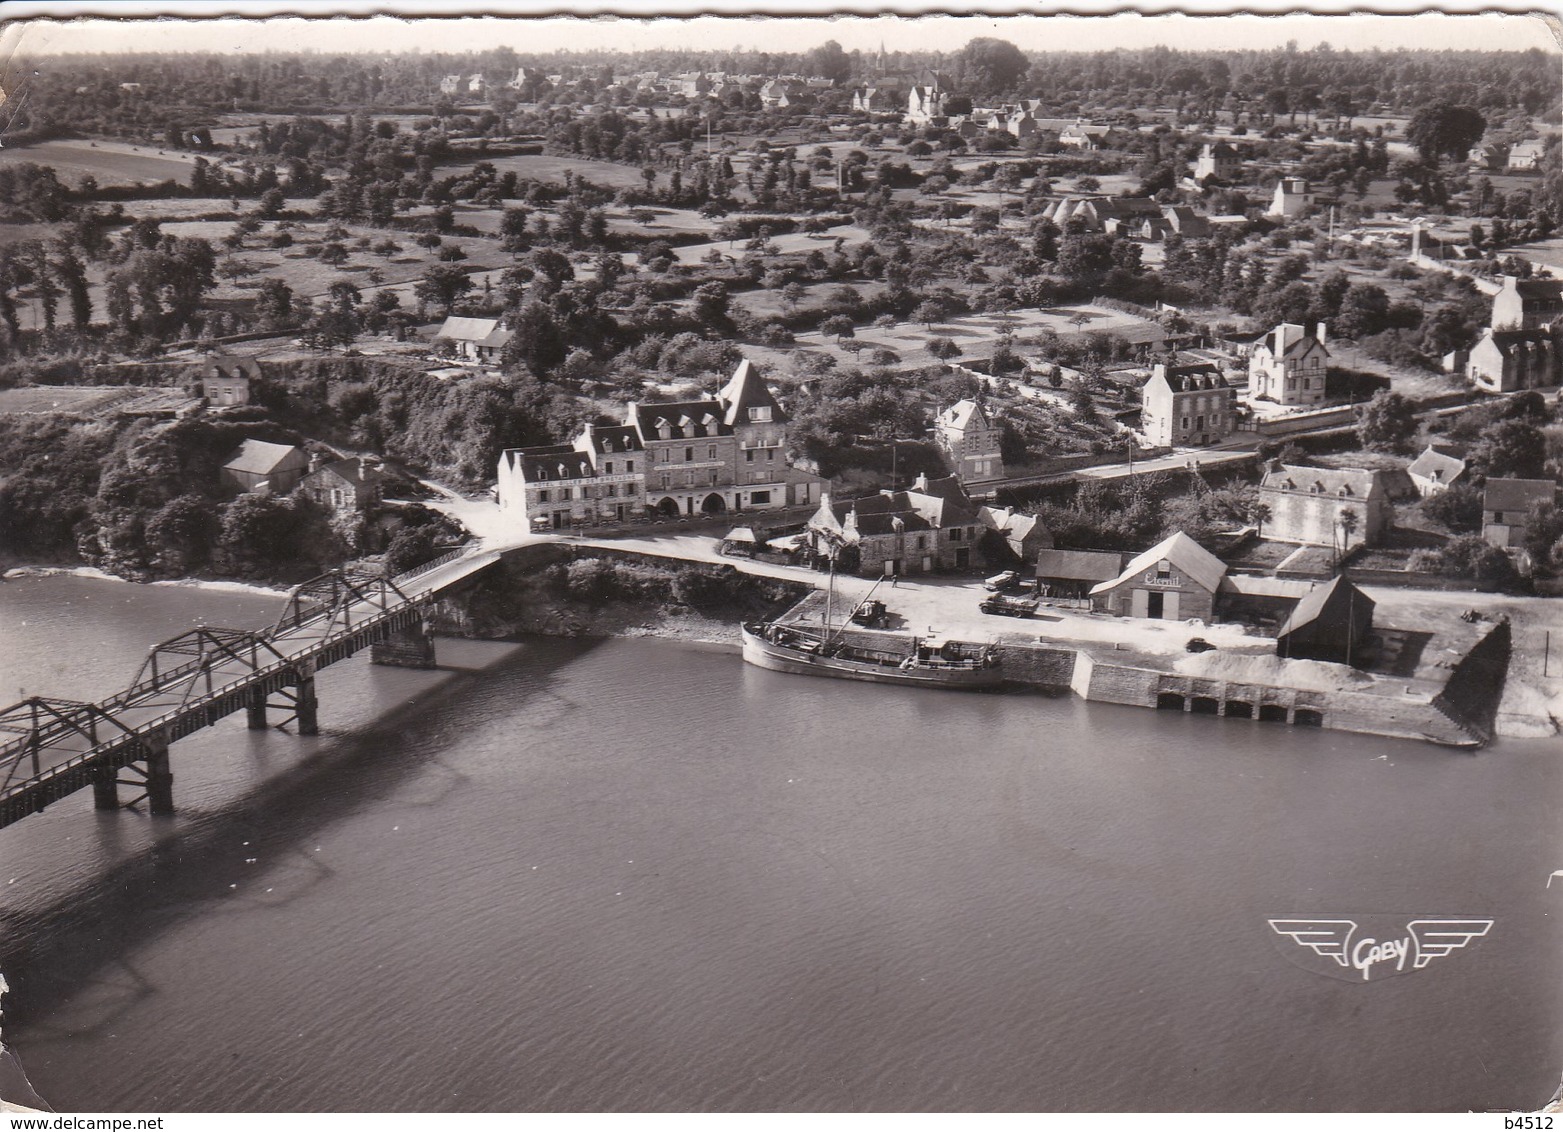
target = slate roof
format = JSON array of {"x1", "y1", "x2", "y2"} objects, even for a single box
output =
[
  {"x1": 577, "y1": 423, "x2": 643, "y2": 454},
  {"x1": 1035, "y1": 548, "x2": 1124, "y2": 583},
  {"x1": 1276, "y1": 575, "x2": 1374, "y2": 640},
  {"x1": 1091, "y1": 531, "x2": 1228, "y2": 596},
  {"x1": 718, "y1": 358, "x2": 787, "y2": 426},
  {"x1": 938, "y1": 398, "x2": 990, "y2": 431},
  {"x1": 630, "y1": 399, "x2": 732, "y2": 439},
  {"x1": 1260, "y1": 464, "x2": 1383, "y2": 500},
  {"x1": 307, "y1": 457, "x2": 384, "y2": 488},
  {"x1": 1148, "y1": 363, "x2": 1228, "y2": 393},
  {"x1": 224, "y1": 439, "x2": 304, "y2": 476},
  {"x1": 435, "y1": 316, "x2": 502, "y2": 342},
  {"x1": 1407, "y1": 445, "x2": 1467, "y2": 486},
  {"x1": 502, "y1": 444, "x2": 596, "y2": 481},
  {"x1": 1483, "y1": 477, "x2": 1557, "y2": 512}
]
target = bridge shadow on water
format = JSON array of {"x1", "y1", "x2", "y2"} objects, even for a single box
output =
[{"x1": 0, "y1": 633, "x2": 609, "y2": 1048}]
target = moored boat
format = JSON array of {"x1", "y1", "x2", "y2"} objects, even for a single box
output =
[{"x1": 740, "y1": 621, "x2": 1004, "y2": 688}]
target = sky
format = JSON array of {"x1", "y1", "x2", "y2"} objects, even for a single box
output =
[{"x1": 2, "y1": 2, "x2": 1559, "y2": 58}]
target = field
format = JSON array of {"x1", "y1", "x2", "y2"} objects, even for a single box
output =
[
  {"x1": 781, "y1": 303, "x2": 1167, "y2": 367},
  {"x1": 436, "y1": 153, "x2": 651, "y2": 190},
  {"x1": 0, "y1": 139, "x2": 199, "y2": 187}
]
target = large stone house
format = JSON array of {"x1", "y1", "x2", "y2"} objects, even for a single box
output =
[
  {"x1": 807, "y1": 474, "x2": 983, "y2": 577},
  {"x1": 933, "y1": 398, "x2": 1005, "y2": 483},
  {"x1": 1482, "y1": 478, "x2": 1557, "y2": 550},
  {"x1": 1466, "y1": 326, "x2": 1562, "y2": 392},
  {"x1": 1140, "y1": 363, "x2": 1235, "y2": 448},
  {"x1": 433, "y1": 316, "x2": 513, "y2": 364},
  {"x1": 1248, "y1": 322, "x2": 1330, "y2": 406},
  {"x1": 1257, "y1": 464, "x2": 1390, "y2": 550},
  {"x1": 1490, "y1": 275, "x2": 1563, "y2": 331},
  {"x1": 1089, "y1": 531, "x2": 1228, "y2": 622},
  {"x1": 630, "y1": 359, "x2": 823, "y2": 518},
  {"x1": 495, "y1": 426, "x2": 646, "y2": 531},
  {"x1": 221, "y1": 439, "x2": 308, "y2": 495}
]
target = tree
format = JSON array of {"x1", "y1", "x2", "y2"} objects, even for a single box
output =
[
  {"x1": 1407, "y1": 102, "x2": 1487, "y2": 165},
  {"x1": 1473, "y1": 419, "x2": 1547, "y2": 479},
  {"x1": 957, "y1": 37, "x2": 1029, "y2": 99},
  {"x1": 692, "y1": 281, "x2": 731, "y2": 327},
  {"x1": 914, "y1": 299, "x2": 948, "y2": 329},
  {"x1": 414, "y1": 264, "x2": 474, "y2": 315},
  {"x1": 1356, "y1": 390, "x2": 1418, "y2": 453},
  {"x1": 807, "y1": 39, "x2": 851, "y2": 85},
  {"x1": 927, "y1": 337, "x2": 960, "y2": 361},
  {"x1": 1248, "y1": 501, "x2": 1272, "y2": 540},
  {"x1": 821, "y1": 314, "x2": 855, "y2": 343},
  {"x1": 1337, "y1": 507, "x2": 1360, "y2": 564}
]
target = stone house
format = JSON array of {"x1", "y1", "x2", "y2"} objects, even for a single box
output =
[
  {"x1": 1248, "y1": 322, "x2": 1330, "y2": 406},
  {"x1": 1466, "y1": 327, "x2": 1562, "y2": 392},
  {"x1": 1257, "y1": 463, "x2": 1390, "y2": 550},
  {"x1": 807, "y1": 474, "x2": 983, "y2": 577},
  {"x1": 978, "y1": 505, "x2": 1053, "y2": 561},
  {"x1": 1089, "y1": 531, "x2": 1228, "y2": 622},
  {"x1": 1482, "y1": 478, "x2": 1557, "y2": 550},
  {"x1": 933, "y1": 398, "x2": 1005, "y2": 483},
  {"x1": 1508, "y1": 141, "x2": 1545, "y2": 171},
  {"x1": 301, "y1": 456, "x2": 385, "y2": 516},
  {"x1": 1406, "y1": 443, "x2": 1468, "y2": 497},
  {"x1": 433, "y1": 316, "x2": 513, "y2": 364},
  {"x1": 1266, "y1": 177, "x2": 1313, "y2": 219},
  {"x1": 630, "y1": 358, "x2": 823, "y2": 518},
  {"x1": 1192, "y1": 141, "x2": 1240, "y2": 183},
  {"x1": 1140, "y1": 363, "x2": 1235, "y2": 448},
  {"x1": 1059, "y1": 123, "x2": 1109, "y2": 149},
  {"x1": 1490, "y1": 275, "x2": 1563, "y2": 331},
  {"x1": 852, "y1": 87, "x2": 899, "y2": 113},
  {"x1": 200, "y1": 353, "x2": 260, "y2": 407},
  {"x1": 221, "y1": 439, "x2": 308, "y2": 495}
]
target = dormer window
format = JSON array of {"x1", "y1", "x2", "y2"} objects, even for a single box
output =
[
  {"x1": 748, "y1": 406, "x2": 772, "y2": 422},
  {"x1": 536, "y1": 467, "x2": 548, "y2": 480}
]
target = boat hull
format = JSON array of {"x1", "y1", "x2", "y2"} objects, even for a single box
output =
[{"x1": 740, "y1": 626, "x2": 1005, "y2": 689}]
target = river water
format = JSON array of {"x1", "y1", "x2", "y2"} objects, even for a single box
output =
[{"x1": 0, "y1": 574, "x2": 1559, "y2": 1112}]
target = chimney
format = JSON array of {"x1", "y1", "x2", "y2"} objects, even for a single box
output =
[
  {"x1": 1315, "y1": 322, "x2": 1327, "y2": 346},
  {"x1": 912, "y1": 473, "x2": 929, "y2": 492},
  {"x1": 309, "y1": 450, "x2": 327, "y2": 473}
]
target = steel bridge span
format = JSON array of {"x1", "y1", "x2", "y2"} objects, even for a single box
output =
[{"x1": 0, "y1": 548, "x2": 499, "y2": 831}]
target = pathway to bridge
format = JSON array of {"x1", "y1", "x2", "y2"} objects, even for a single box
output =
[{"x1": 0, "y1": 547, "x2": 500, "y2": 831}]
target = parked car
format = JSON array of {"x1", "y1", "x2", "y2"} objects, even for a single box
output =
[{"x1": 984, "y1": 570, "x2": 1019, "y2": 592}]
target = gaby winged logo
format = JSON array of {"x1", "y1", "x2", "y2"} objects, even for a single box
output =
[{"x1": 1267, "y1": 917, "x2": 1493, "y2": 982}]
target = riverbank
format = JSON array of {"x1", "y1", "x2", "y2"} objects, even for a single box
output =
[
  {"x1": 443, "y1": 539, "x2": 1538, "y2": 749},
  {"x1": 2, "y1": 564, "x2": 290, "y2": 599}
]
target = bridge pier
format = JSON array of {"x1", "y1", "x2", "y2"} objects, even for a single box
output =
[
  {"x1": 294, "y1": 675, "x2": 319, "y2": 737},
  {"x1": 92, "y1": 762, "x2": 119, "y2": 811},
  {"x1": 371, "y1": 619, "x2": 437, "y2": 669},
  {"x1": 246, "y1": 687, "x2": 268, "y2": 730},
  {"x1": 143, "y1": 734, "x2": 174, "y2": 815}
]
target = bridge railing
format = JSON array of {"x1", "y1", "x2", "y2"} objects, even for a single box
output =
[{"x1": 393, "y1": 545, "x2": 472, "y2": 585}]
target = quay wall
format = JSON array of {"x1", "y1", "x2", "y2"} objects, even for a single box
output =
[{"x1": 433, "y1": 546, "x2": 1504, "y2": 748}]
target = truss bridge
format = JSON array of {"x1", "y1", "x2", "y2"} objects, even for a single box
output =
[{"x1": 0, "y1": 547, "x2": 499, "y2": 830}]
